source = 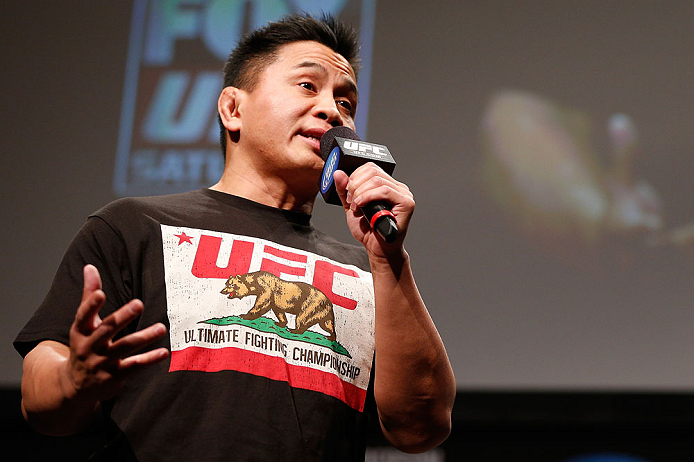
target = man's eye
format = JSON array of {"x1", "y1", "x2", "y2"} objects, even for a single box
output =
[
  {"x1": 337, "y1": 100, "x2": 353, "y2": 112},
  {"x1": 299, "y1": 82, "x2": 315, "y2": 91}
]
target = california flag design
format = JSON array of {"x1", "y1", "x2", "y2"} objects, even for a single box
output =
[{"x1": 162, "y1": 225, "x2": 375, "y2": 411}]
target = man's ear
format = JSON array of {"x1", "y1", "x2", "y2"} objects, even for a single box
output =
[{"x1": 218, "y1": 86, "x2": 244, "y2": 132}]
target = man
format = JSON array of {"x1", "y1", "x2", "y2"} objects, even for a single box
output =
[{"x1": 15, "y1": 13, "x2": 455, "y2": 461}]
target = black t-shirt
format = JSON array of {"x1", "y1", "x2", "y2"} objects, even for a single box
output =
[{"x1": 15, "y1": 189, "x2": 379, "y2": 461}]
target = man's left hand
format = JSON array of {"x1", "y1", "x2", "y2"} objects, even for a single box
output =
[{"x1": 333, "y1": 163, "x2": 415, "y2": 259}]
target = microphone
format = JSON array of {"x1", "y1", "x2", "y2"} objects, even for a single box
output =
[{"x1": 319, "y1": 126, "x2": 399, "y2": 243}]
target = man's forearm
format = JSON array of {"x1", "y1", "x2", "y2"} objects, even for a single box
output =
[{"x1": 370, "y1": 251, "x2": 456, "y2": 453}]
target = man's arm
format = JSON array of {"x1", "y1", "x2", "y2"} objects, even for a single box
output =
[
  {"x1": 21, "y1": 264, "x2": 168, "y2": 436},
  {"x1": 333, "y1": 166, "x2": 456, "y2": 453}
]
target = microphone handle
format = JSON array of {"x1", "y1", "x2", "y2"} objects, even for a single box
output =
[{"x1": 360, "y1": 201, "x2": 399, "y2": 243}]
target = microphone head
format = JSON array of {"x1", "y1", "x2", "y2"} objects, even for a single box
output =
[
  {"x1": 318, "y1": 126, "x2": 395, "y2": 206},
  {"x1": 320, "y1": 126, "x2": 361, "y2": 161}
]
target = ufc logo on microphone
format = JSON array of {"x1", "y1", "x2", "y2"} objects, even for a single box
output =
[{"x1": 343, "y1": 141, "x2": 387, "y2": 156}]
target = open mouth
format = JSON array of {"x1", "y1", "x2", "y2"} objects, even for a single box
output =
[
  {"x1": 299, "y1": 132, "x2": 323, "y2": 154},
  {"x1": 300, "y1": 134, "x2": 321, "y2": 142}
]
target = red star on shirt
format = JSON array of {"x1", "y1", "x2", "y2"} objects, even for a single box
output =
[{"x1": 174, "y1": 232, "x2": 194, "y2": 245}]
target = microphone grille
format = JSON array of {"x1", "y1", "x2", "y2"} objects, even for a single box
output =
[{"x1": 320, "y1": 126, "x2": 361, "y2": 160}]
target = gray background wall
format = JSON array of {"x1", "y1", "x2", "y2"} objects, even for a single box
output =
[{"x1": 3, "y1": 0, "x2": 694, "y2": 392}]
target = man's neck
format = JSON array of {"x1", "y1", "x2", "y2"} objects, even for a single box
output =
[{"x1": 210, "y1": 164, "x2": 317, "y2": 215}]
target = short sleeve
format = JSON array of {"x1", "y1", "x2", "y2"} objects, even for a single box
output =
[{"x1": 14, "y1": 216, "x2": 133, "y2": 357}]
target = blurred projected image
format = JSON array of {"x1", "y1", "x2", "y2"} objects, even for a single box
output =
[{"x1": 480, "y1": 89, "x2": 693, "y2": 264}]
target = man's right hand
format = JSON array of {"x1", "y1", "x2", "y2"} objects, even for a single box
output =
[
  {"x1": 21, "y1": 264, "x2": 169, "y2": 436},
  {"x1": 66, "y1": 264, "x2": 168, "y2": 401}
]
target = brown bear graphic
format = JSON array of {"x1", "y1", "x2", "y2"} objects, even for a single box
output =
[{"x1": 221, "y1": 271, "x2": 336, "y2": 341}]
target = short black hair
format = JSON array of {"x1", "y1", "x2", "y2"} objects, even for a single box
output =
[{"x1": 218, "y1": 13, "x2": 361, "y2": 155}]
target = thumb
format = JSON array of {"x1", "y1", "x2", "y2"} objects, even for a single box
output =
[{"x1": 333, "y1": 170, "x2": 351, "y2": 211}]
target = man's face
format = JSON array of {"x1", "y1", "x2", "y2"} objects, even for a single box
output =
[{"x1": 235, "y1": 40, "x2": 358, "y2": 187}]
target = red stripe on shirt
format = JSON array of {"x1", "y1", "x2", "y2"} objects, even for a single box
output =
[{"x1": 169, "y1": 346, "x2": 367, "y2": 411}]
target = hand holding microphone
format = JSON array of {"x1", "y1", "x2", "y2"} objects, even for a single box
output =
[{"x1": 319, "y1": 127, "x2": 399, "y2": 243}]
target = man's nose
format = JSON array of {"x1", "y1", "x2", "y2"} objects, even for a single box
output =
[{"x1": 314, "y1": 95, "x2": 343, "y2": 127}]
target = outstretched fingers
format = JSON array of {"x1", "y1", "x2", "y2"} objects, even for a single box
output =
[
  {"x1": 88, "y1": 299, "x2": 146, "y2": 353},
  {"x1": 64, "y1": 266, "x2": 170, "y2": 405},
  {"x1": 71, "y1": 265, "x2": 168, "y2": 365},
  {"x1": 73, "y1": 265, "x2": 106, "y2": 335},
  {"x1": 108, "y1": 322, "x2": 168, "y2": 362},
  {"x1": 118, "y1": 346, "x2": 169, "y2": 371}
]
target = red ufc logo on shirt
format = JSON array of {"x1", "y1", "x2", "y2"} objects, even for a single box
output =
[{"x1": 190, "y1": 234, "x2": 359, "y2": 310}]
